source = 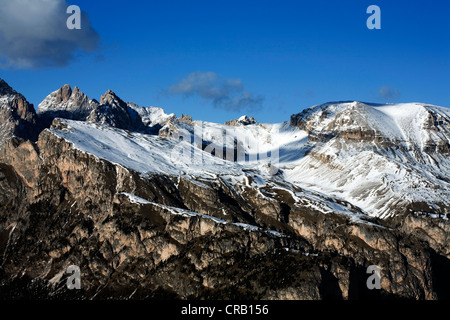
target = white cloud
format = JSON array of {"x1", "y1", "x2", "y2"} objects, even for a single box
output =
[
  {"x1": 379, "y1": 86, "x2": 400, "y2": 101},
  {"x1": 0, "y1": 0, "x2": 100, "y2": 69},
  {"x1": 168, "y1": 71, "x2": 264, "y2": 111}
]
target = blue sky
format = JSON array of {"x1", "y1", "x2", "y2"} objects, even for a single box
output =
[{"x1": 1, "y1": 0, "x2": 449, "y2": 123}]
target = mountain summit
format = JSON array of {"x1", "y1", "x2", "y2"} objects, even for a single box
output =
[
  {"x1": 288, "y1": 101, "x2": 450, "y2": 218},
  {"x1": 85, "y1": 89, "x2": 145, "y2": 131},
  {"x1": 38, "y1": 84, "x2": 99, "y2": 127}
]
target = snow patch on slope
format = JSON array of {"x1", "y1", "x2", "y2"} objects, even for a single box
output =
[{"x1": 119, "y1": 192, "x2": 287, "y2": 236}]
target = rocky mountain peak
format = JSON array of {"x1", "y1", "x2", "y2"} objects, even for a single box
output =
[
  {"x1": 0, "y1": 78, "x2": 18, "y2": 96},
  {"x1": 178, "y1": 114, "x2": 193, "y2": 124},
  {"x1": 37, "y1": 84, "x2": 99, "y2": 127},
  {"x1": 239, "y1": 115, "x2": 257, "y2": 125},
  {"x1": 55, "y1": 84, "x2": 72, "y2": 103},
  {"x1": 87, "y1": 90, "x2": 145, "y2": 131},
  {"x1": 100, "y1": 89, "x2": 125, "y2": 107},
  {"x1": 38, "y1": 86, "x2": 170, "y2": 133},
  {"x1": 225, "y1": 115, "x2": 258, "y2": 126}
]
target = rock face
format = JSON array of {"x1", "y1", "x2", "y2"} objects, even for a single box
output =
[
  {"x1": 0, "y1": 80, "x2": 449, "y2": 300},
  {"x1": 0, "y1": 79, "x2": 39, "y2": 149}
]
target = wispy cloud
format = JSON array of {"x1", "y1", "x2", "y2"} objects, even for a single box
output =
[
  {"x1": 379, "y1": 86, "x2": 400, "y2": 101},
  {"x1": 0, "y1": 0, "x2": 100, "y2": 69},
  {"x1": 168, "y1": 71, "x2": 264, "y2": 111}
]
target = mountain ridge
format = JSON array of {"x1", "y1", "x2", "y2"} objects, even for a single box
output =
[
  {"x1": 3, "y1": 79, "x2": 450, "y2": 220},
  {"x1": 1, "y1": 78, "x2": 449, "y2": 300}
]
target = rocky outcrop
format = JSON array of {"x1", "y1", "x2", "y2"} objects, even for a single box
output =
[
  {"x1": 0, "y1": 79, "x2": 39, "y2": 149},
  {"x1": 178, "y1": 114, "x2": 193, "y2": 124},
  {"x1": 225, "y1": 115, "x2": 258, "y2": 126}
]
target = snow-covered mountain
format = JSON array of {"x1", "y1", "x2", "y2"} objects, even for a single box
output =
[
  {"x1": 2, "y1": 78, "x2": 450, "y2": 300},
  {"x1": 14, "y1": 83, "x2": 450, "y2": 220},
  {"x1": 117, "y1": 100, "x2": 449, "y2": 219},
  {"x1": 35, "y1": 84, "x2": 450, "y2": 220},
  {"x1": 287, "y1": 101, "x2": 450, "y2": 219}
]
